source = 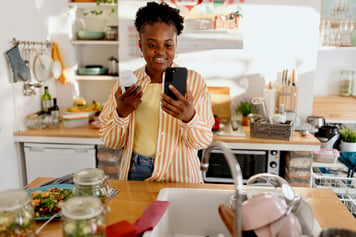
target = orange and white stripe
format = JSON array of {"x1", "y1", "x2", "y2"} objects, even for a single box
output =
[{"x1": 99, "y1": 64, "x2": 214, "y2": 183}]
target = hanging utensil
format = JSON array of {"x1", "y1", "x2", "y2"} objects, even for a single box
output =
[{"x1": 33, "y1": 47, "x2": 53, "y2": 83}]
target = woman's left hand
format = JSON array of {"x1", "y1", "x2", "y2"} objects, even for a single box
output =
[{"x1": 161, "y1": 85, "x2": 195, "y2": 123}]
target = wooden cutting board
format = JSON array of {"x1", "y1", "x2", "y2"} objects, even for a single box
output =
[
  {"x1": 208, "y1": 86, "x2": 231, "y2": 120},
  {"x1": 312, "y1": 96, "x2": 356, "y2": 122}
]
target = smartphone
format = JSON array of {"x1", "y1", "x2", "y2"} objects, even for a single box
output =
[{"x1": 164, "y1": 67, "x2": 187, "y2": 100}]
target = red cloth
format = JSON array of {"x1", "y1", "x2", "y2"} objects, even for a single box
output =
[
  {"x1": 134, "y1": 200, "x2": 170, "y2": 235},
  {"x1": 106, "y1": 220, "x2": 137, "y2": 237}
]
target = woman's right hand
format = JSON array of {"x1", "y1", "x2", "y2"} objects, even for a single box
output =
[{"x1": 115, "y1": 84, "x2": 143, "y2": 117}]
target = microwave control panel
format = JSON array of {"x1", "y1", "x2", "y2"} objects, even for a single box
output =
[{"x1": 267, "y1": 150, "x2": 280, "y2": 175}]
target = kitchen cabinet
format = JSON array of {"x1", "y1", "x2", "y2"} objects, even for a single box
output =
[
  {"x1": 68, "y1": 2, "x2": 119, "y2": 103},
  {"x1": 24, "y1": 143, "x2": 96, "y2": 184}
]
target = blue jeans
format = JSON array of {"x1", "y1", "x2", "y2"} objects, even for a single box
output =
[{"x1": 128, "y1": 152, "x2": 154, "y2": 180}]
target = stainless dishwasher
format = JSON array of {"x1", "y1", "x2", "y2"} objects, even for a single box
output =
[{"x1": 24, "y1": 143, "x2": 96, "y2": 184}]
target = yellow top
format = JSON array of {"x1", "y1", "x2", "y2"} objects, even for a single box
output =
[{"x1": 133, "y1": 84, "x2": 161, "y2": 157}]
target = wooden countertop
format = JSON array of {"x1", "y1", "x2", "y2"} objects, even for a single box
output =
[
  {"x1": 313, "y1": 96, "x2": 356, "y2": 123},
  {"x1": 28, "y1": 177, "x2": 356, "y2": 237},
  {"x1": 14, "y1": 122, "x2": 320, "y2": 151}
]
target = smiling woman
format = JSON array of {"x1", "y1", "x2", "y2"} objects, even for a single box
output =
[{"x1": 99, "y1": 1, "x2": 215, "y2": 183}]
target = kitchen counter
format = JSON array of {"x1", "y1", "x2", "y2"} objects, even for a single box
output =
[
  {"x1": 28, "y1": 177, "x2": 356, "y2": 237},
  {"x1": 14, "y1": 122, "x2": 321, "y2": 151},
  {"x1": 313, "y1": 96, "x2": 356, "y2": 124}
]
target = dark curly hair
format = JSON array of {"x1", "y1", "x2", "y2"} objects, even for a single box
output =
[{"x1": 134, "y1": 1, "x2": 184, "y2": 36}]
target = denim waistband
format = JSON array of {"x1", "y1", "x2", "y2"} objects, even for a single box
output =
[{"x1": 132, "y1": 152, "x2": 154, "y2": 162}]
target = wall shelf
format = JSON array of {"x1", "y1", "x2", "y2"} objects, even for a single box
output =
[
  {"x1": 72, "y1": 40, "x2": 119, "y2": 46},
  {"x1": 75, "y1": 75, "x2": 118, "y2": 81}
]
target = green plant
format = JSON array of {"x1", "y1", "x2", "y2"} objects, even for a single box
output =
[
  {"x1": 339, "y1": 127, "x2": 356, "y2": 143},
  {"x1": 236, "y1": 98, "x2": 252, "y2": 117},
  {"x1": 82, "y1": 0, "x2": 116, "y2": 17}
]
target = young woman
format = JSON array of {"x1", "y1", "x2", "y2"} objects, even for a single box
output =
[{"x1": 99, "y1": 1, "x2": 214, "y2": 183}]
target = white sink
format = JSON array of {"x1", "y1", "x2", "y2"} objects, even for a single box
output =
[{"x1": 143, "y1": 188, "x2": 322, "y2": 237}]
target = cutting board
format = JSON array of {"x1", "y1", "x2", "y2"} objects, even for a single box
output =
[{"x1": 208, "y1": 86, "x2": 231, "y2": 120}]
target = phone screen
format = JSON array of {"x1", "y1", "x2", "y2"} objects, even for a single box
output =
[{"x1": 164, "y1": 67, "x2": 187, "y2": 100}]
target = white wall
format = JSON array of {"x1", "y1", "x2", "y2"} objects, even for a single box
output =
[
  {"x1": 314, "y1": 48, "x2": 356, "y2": 95},
  {"x1": 0, "y1": 0, "x2": 52, "y2": 190}
]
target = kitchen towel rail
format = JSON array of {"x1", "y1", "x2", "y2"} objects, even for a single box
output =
[{"x1": 11, "y1": 37, "x2": 52, "y2": 48}]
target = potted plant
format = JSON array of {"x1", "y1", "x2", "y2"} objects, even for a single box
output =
[
  {"x1": 236, "y1": 98, "x2": 252, "y2": 126},
  {"x1": 339, "y1": 127, "x2": 356, "y2": 152},
  {"x1": 79, "y1": 0, "x2": 117, "y2": 32}
]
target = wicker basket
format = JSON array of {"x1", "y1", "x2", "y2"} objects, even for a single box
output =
[{"x1": 250, "y1": 120, "x2": 293, "y2": 140}]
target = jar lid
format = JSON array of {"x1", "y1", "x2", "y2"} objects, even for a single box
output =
[
  {"x1": 0, "y1": 189, "x2": 31, "y2": 211},
  {"x1": 73, "y1": 168, "x2": 106, "y2": 186},
  {"x1": 61, "y1": 196, "x2": 104, "y2": 220}
]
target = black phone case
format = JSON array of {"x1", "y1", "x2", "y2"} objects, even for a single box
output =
[{"x1": 164, "y1": 67, "x2": 187, "y2": 100}]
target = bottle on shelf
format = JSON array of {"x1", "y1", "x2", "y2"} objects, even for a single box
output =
[
  {"x1": 49, "y1": 98, "x2": 59, "y2": 128},
  {"x1": 41, "y1": 86, "x2": 52, "y2": 113}
]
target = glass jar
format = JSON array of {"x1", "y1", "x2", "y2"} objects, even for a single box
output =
[
  {"x1": 0, "y1": 189, "x2": 35, "y2": 237},
  {"x1": 73, "y1": 168, "x2": 109, "y2": 202},
  {"x1": 338, "y1": 70, "x2": 354, "y2": 96},
  {"x1": 61, "y1": 196, "x2": 109, "y2": 237}
]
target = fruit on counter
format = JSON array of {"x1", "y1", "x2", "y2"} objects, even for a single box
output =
[
  {"x1": 67, "y1": 101, "x2": 101, "y2": 113},
  {"x1": 74, "y1": 97, "x2": 87, "y2": 107}
]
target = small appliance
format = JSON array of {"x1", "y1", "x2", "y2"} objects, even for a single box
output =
[{"x1": 201, "y1": 149, "x2": 280, "y2": 184}]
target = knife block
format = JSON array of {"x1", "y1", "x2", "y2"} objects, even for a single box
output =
[{"x1": 278, "y1": 86, "x2": 298, "y2": 112}]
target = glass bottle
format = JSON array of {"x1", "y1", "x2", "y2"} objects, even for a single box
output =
[
  {"x1": 73, "y1": 168, "x2": 109, "y2": 203},
  {"x1": 338, "y1": 71, "x2": 354, "y2": 96},
  {"x1": 49, "y1": 98, "x2": 59, "y2": 128},
  {"x1": 61, "y1": 196, "x2": 109, "y2": 237},
  {"x1": 41, "y1": 86, "x2": 52, "y2": 113},
  {"x1": 0, "y1": 189, "x2": 36, "y2": 237}
]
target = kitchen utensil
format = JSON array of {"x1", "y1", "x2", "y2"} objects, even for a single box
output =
[
  {"x1": 247, "y1": 173, "x2": 315, "y2": 236},
  {"x1": 218, "y1": 204, "x2": 235, "y2": 236},
  {"x1": 33, "y1": 51, "x2": 53, "y2": 82},
  {"x1": 314, "y1": 125, "x2": 340, "y2": 149},
  {"x1": 35, "y1": 214, "x2": 58, "y2": 235},
  {"x1": 306, "y1": 116, "x2": 325, "y2": 129},
  {"x1": 251, "y1": 97, "x2": 271, "y2": 123},
  {"x1": 51, "y1": 60, "x2": 62, "y2": 79},
  {"x1": 241, "y1": 192, "x2": 288, "y2": 231}
]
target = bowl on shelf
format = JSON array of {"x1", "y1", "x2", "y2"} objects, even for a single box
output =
[
  {"x1": 77, "y1": 67, "x2": 108, "y2": 75},
  {"x1": 77, "y1": 31, "x2": 105, "y2": 40}
]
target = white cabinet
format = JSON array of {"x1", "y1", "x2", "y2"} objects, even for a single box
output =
[
  {"x1": 68, "y1": 2, "x2": 119, "y2": 103},
  {"x1": 24, "y1": 143, "x2": 96, "y2": 184}
]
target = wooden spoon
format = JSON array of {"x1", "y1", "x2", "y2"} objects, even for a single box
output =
[{"x1": 218, "y1": 204, "x2": 235, "y2": 236}]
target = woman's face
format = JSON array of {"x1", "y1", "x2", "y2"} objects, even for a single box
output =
[{"x1": 139, "y1": 22, "x2": 177, "y2": 80}]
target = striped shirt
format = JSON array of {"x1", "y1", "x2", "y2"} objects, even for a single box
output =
[{"x1": 99, "y1": 64, "x2": 214, "y2": 183}]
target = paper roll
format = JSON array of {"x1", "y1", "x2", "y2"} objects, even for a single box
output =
[{"x1": 263, "y1": 89, "x2": 277, "y2": 115}]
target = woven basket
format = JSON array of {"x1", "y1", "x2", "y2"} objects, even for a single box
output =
[{"x1": 250, "y1": 121, "x2": 293, "y2": 141}]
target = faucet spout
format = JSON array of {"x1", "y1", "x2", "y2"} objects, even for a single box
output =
[{"x1": 200, "y1": 141, "x2": 243, "y2": 237}]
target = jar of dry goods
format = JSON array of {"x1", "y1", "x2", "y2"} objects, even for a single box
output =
[
  {"x1": 338, "y1": 70, "x2": 354, "y2": 96},
  {"x1": 73, "y1": 168, "x2": 109, "y2": 202},
  {"x1": 61, "y1": 196, "x2": 109, "y2": 237},
  {"x1": 0, "y1": 189, "x2": 35, "y2": 237}
]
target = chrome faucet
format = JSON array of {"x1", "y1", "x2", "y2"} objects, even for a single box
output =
[{"x1": 200, "y1": 141, "x2": 243, "y2": 237}]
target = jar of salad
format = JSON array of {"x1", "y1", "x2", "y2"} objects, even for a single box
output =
[
  {"x1": 73, "y1": 168, "x2": 109, "y2": 202},
  {"x1": 61, "y1": 196, "x2": 109, "y2": 237},
  {"x1": 0, "y1": 189, "x2": 35, "y2": 237}
]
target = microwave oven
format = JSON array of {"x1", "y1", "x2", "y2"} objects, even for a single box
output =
[{"x1": 200, "y1": 149, "x2": 281, "y2": 184}]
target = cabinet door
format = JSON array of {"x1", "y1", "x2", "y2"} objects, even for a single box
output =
[{"x1": 24, "y1": 143, "x2": 96, "y2": 184}]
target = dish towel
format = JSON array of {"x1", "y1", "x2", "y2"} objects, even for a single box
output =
[
  {"x1": 52, "y1": 41, "x2": 67, "y2": 85},
  {"x1": 106, "y1": 220, "x2": 137, "y2": 237},
  {"x1": 134, "y1": 200, "x2": 170, "y2": 235}
]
